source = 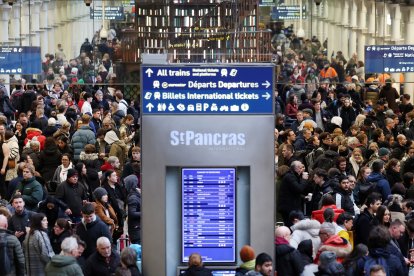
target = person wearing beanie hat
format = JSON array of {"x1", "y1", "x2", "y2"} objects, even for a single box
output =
[
  {"x1": 236, "y1": 245, "x2": 256, "y2": 274},
  {"x1": 42, "y1": 117, "x2": 59, "y2": 137},
  {"x1": 93, "y1": 187, "x2": 118, "y2": 234},
  {"x1": 55, "y1": 167, "x2": 87, "y2": 223},
  {"x1": 275, "y1": 226, "x2": 304, "y2": 275},
  {"x1": 316, "y1": 251, "x2": 345, "y2": 275}
]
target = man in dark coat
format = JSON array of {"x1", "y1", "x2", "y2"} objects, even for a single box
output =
[
  {"x1": 8, "y1": 195, "x2": 34, "y2": 244},
  {"x1": 56, "y1": 169, "x2": 88, "y2": 223},
  {"x1": 76, "y1": 203, "x2": 112, "y2": 259},
  {"x1": 278, "y1": 161, "x2": 309, "y2": 226},
  {"x1": 354, "y1": 193, "x2": 381, "y2": 245},
  {"x1": 0, "y1": 214, "x2": 25, "y2": 276},
  {"x1": 275, "y1": 226, "x2": 304, "y2": 276},
  {"x1": 379, "y1": 79, "x2": 400, "y2": 112},
  {"x1": 84, "y1": 236, "x2": 120, "y2": 276}
]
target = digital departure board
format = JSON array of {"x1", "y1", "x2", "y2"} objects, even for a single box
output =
[{"x1": 182, "y1": 168, "x2": 236, "y2": 263}]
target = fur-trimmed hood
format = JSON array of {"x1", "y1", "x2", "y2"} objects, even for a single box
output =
[
  {"x1": 79, "y1": 152, "x2": 99, "y2": 161},
  {"x1": 291, "y1": 219, "x2": 321, "y2": 237}
]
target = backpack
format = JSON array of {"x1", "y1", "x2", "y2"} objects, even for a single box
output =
[
  {"x1": 0, "y1": 232, "x2": 11, "y2": 275},
  {"x1": 10, "y1": 90, "x2": 23, "y2": 113},
  {"x1": 363, "y1": 256, "x2": 389, "y2": 276},
  {"x1": 358, "y1": 181, "x2": 379, "y2": 206}
]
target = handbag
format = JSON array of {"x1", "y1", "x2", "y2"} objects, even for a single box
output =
[{"x1": 7, "y1": 159, "x2": 15, "y2": 169}]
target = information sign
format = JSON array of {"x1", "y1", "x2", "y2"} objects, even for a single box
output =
[
  {"x1": 90, "y1": 6, "x2": 125, "y2": 20},
  {"x1": 141, "y1": 65, "x2": 274, "y2": 115},
  {"x1": 271, "y1": 5, "x2": 306, "y2": 20},
  {"x1": 0, "y1": 47, "x2": 41, "y2": 74},
  {"x1": 182, "y1": 168, "x2": 236, "y2": 263},
  {"x1": 365, "y1": 45, "x2": 414, "y2": 73}
]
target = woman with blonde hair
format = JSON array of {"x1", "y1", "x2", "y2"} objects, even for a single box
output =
[
  {"x1": 183, "y1": 253, "x2": 213, "y2": 276},
  {"x1": 349, "y1": 148, "x2": 364, "y2": 177}
]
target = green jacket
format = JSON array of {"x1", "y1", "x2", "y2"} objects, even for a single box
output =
[
  {"x1": 45, "y1": 255, "x2": 83, "y2": 276},
  {"x1": 15, "y1": 177, "x2": 43, "y2": 211}
]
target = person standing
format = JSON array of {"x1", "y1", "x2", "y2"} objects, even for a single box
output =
[
  {"x1": 8, "y1": 195, "x2": 34, "y2": 244},
  {"x1": 354, "y1": 193, "x2": 382, "y2": 246},
  {"x1": 0, "y1": 214, "x2": 25, "y2": 276},
  {"x1": 76, "y1": 203, "x2": 112, "y2": 259},
  {"x1": 275, "y1": 226, "x2": 304, "y2": 276},
  {"x1": 84, "y1": 236, "x2": 120, "y2": 276},
  {"x1": 55, "y1": 168, "x2": 88, "y2": 223},
  {"x1": 23, "y1": 213, "x2": 55, "y2": 276},
  {"x1": 278, "y1": 161, "x2": 309, "y2": 226},
  {"x1": 45, "y1": 236, "x2": 83, "y2": 276},
  {"x1": 13, "y1": 163, "x2": 43, "y2": 211},
  {"x1": 125, "y1": 175, "x2": 141, "y2": 244}
]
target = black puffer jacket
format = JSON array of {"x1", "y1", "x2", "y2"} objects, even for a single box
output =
[{"x1": 275, "y1": 240, "x2": 304, "y2": 276}]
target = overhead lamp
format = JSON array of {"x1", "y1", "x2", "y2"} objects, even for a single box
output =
[
  {"x1": 7, "y1": 0, "x2": 16, "y2": 5},
  {"x1": 84, "y1": 0, "x2": 92, "y2": 6},
  {"x1": 314, "y1": 0, "x2": 322, "y2": 5}
]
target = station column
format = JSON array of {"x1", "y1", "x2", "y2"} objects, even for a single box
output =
[{"x1": 357, "y1": 0, "x2": 368, "y2": 62}]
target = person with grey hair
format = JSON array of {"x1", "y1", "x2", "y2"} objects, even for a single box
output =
[
  {"x1": 314, "y1": 222, "x2": 352, "y2": 264},
  {"x1": 45, "y1": 236, "x2": 83, "y2": 275},
  {"x1": 278, "y1": 160, "x2": 309, "y2": 226},
  {"x1": 84, "y1": 236, "x2": 120, "y2": 276}
]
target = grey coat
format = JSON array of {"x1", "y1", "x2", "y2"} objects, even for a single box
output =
[
  {"x1": 0, "y1": 228, "x2": 25, "y2": 276},
  {"x1": 23, "y1": 230, "x2": 55, "y2": 276}
]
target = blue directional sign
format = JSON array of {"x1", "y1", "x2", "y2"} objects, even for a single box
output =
[
  {"x1": 365, "y1": 45, "x2": 414, "y2": 73},
  {"x1": 0, "y1": 47, "x2": 41, "y2": 75},
  {"x1": 141, "y1": 65, "x2": 274, "y2": 115}
]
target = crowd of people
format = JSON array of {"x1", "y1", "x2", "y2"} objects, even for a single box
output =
[
  {"x1": 270, "y1": 37, "x2": 414, "y2": 276},
  {"x1": 0, "y1": 37, "x2": 142, "y2": 276}
]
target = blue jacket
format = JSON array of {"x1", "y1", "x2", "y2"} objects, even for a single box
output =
[
  {"x1": 366, "y1": 172, "x2": 391, "y2": 202},
  {"x1": 356, "y1": 248, "x2": 405, "y2": 276},
  {"x1": 71, "y1": 125, "x2": 96, "y2": 160}
]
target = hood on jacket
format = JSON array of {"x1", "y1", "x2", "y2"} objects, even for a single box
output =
[
  {"x1": 367, "y1": 172, "x2": 386, "y2": 183},
  {"x1": 298, "y1": 239, "x2": 313, "y2": 260},
  {"x1": 80, "y1": 152, "x2": 99, "y2": 161},
  {"x1": 239, "y1": 259, "x2": 255, "y2": 271},
  {"x1": 369, "y1": 248, "x2": 390, "y2": 258},
  {"x1": 124, "y1": 175, "x2": 139, "y2": 193},
  {"x1": 291, "y1": 219, "x2": 321, "y2": 237},
  {"x1": 6, "y1": 135, "x2": 18, "y2": 144},
  {"x1": 50, "y1": 255, "x2": 78, "y2": 267},
  {"x1": 320, "y1": 235, "x2": 352, "y2": 258},
  {"x1": 104, "y1": 130, "x2": 119, "y2": 144},
  {"x1": 26, "y1": 127, "x2": 42, "y2": 135}
]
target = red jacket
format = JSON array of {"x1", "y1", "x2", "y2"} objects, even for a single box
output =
[
  {"x1": 314, "y1": 234, "x2": 352, "y2": 264},
  {"x1": 24, "y1": 128, "x2": 46, "y2": 150},
  {"x1": 311, "y1": 204, "x2": 344, "y2": 224}
]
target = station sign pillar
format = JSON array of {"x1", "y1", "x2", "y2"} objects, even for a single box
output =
[{"x1": 141, "y1": 64, "x2": 275, "y2": 276}]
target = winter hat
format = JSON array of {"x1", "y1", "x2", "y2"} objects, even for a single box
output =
[
  {"x1": 302, "y1": 108, "x2": 313, "y2": 116},
  {"x1": 93, "y1": 187, "x2": 108, "y2": 201},
  {"x1": 331, "y1": 116, "x2": 343, "y2": 127},
  {"x1": 50, "y1": 94, "x2": 59, "y2": 100},
  {"x1": 351, "y1": 75, "x2": 359, "y2": 81},
  {"x1": 95, "y1": 90, "x2": 103, "y2": 97},
  {"x1": 319, "y1": 251, "x2": 337, "y2": 267},
  {"x1": 67, "y1": 168, "x2": 78, "y2": 179},
  {"x1": 239, "y1": 245, "x2": 255, "y2": 263},
  {"x1": 48, "y1": 118, "x2": 56, "y2": 126},
  {"x1": 104, "y1": 130, "x2": 119, "y2": 144},
  {"x1": 378, "y1": 147, "x2": 390, "y2": 157}
]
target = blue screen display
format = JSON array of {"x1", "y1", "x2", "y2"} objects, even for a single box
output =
[
  {"x1": 179, "y1": 269, "x2": 236, "y2": 276},
  {"x1": 0, "y1": 47, "x2": 41, "y2": 74},
  {"x1": 182, "y1": 168, "x2": 236, "y2": 263},
  {"x1": 365, "y1": 45, "x2": 414, "y2": 73},
  {"x1": 141, "y1": 65, "x2": 274, "y2": 115}
]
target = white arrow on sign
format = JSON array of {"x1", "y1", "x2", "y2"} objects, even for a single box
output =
[
  {"x1": 146, "y1": 103, "x2": 154, "y2": 112},
  {"x1": 261, "y1": 80, "x2": 270, "y2": 89},
  {"x1": 145, "y1": 68, "x2": 154, "y2": 77},
  {"x1": 262, "y1": 92, "x2": 271, "y2": 100}
]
